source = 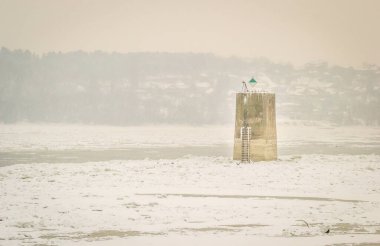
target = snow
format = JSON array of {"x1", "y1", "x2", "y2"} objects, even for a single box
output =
[
  {"x1": 1, "y1": 155, "x2": 380, "y2": 245},
  {"x1": 0, "y1": 124, "x2": 380, "y2": 245},
  {"x1": 1, "y1": 123, "x2": 379, "y2": 152},
  {"x1": 0, "y1": 124, "x2": 235, "y2": 151}
]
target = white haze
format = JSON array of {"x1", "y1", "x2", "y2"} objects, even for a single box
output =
[
  {"x1": 0, "y1": 49, "x2": 379, "y2": 126},
  {"x1": 0, "y1": 0, "x2": 380, "y2": 245},
  {"x1": 1, "y1": 0, "x2": 380, "y2": 67}
]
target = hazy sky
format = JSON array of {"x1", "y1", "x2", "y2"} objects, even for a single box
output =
[{"x1": 0, "y1": 0, "x2": 379, "y2": 67}]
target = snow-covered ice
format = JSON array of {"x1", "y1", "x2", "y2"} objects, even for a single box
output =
[{"x1": 0, "y1": 124, "x2": 380, "y2": 245}]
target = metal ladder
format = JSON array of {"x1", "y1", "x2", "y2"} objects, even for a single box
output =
[{"x1": 241, "y1": 127, "x2": 251, "y2": 163}]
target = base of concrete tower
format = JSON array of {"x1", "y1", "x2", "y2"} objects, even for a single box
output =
[{"x1": 233, "y1": 138, "x2": 277, "y2": 162}]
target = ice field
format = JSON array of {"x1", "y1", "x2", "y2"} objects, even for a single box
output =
[{"x1": 0, "y1": 123, "x2": 380, "y2": 245}]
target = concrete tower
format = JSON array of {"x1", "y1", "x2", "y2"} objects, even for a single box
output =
[{"x1": 233, "y1": 85, "x2": 277, "y2": 162}]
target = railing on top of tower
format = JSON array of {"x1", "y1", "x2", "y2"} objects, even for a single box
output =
[{"x1": 241, "y1": 77, "x2": 269, "y2": 93}]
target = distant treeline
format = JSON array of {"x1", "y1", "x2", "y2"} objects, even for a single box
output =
[{"x1": 0, "y1": 47, "x2": 379, "y2": 125}]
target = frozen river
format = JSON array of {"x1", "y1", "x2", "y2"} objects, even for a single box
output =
[
  {"x1": 0, "y1": 123, "x2": 379, "y2": 165},
  {"x1": 0, "y1": 123, "x2": 380, "y2": 245}
]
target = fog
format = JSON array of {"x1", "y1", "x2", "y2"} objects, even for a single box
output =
[
  {"x1": 1, "y1": 48, "x2": 379, "y2": 125},
  {"x1": 1, "y1": 1, "x2": 380, "y2": 245},
  {"x1": 1, "y1": 0, "x2": 380, "y2": 67},
  {"x1": 1, "y1": 0, "x2": 379, "y2": 126}
]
